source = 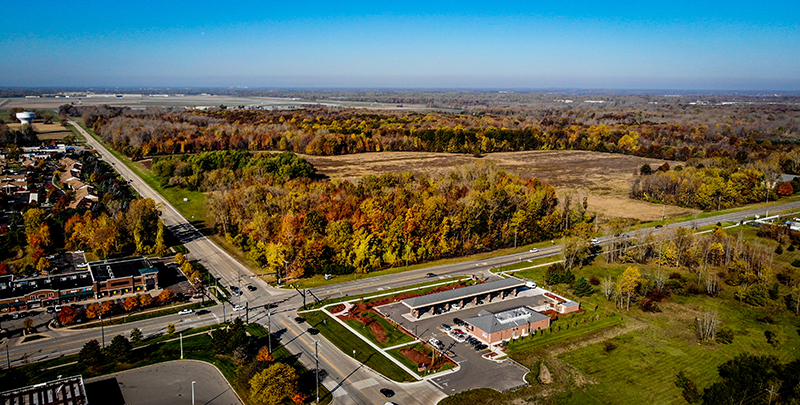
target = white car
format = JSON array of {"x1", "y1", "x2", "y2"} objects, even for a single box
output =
[
  {"x1": 178, "y1": 309, "x2": 194, "y2": 315},
  {"x1": 529, "y1": 248, "x2": 539, "y2": 253},
  {"x1": 232, "y1": 305, "x2": 245, "y2": 311}
]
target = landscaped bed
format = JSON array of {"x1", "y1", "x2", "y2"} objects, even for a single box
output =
[{"x1": 387, "y1": 343, "x2": 456, "y2": 376}]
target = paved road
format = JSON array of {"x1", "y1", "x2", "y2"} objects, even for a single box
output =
[
  {"x1": 64, "y1": 121, "x2": 446, "y2": 405},
  {"x1": 11, "y1": 121, "x2": 798, "y2": 404}
]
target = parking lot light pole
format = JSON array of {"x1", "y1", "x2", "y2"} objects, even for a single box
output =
[
  {"x1": 267, "y1": 309, "x2": 272, "y2": 353},
  {"x1": 191, "y1": 380, "x2": 196, "y2": 405},
  {"x1": 99, "y1": 315, "x2": 105, "y2": 348}
]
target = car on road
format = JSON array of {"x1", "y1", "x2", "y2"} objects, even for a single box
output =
[
  {"x1": 265, "y1": 303, "x2": 279, "y2": 309},
  {"x1": 295, "y1": 316, "x2": 306, "y2": 323},
  {"x1": 195, "y1": 309, "x2": 210, "y2": 315},
  {"x1": 426, "y1": 272, "x2": 436, "y2": 278},
  {"x1": 246, "y1": 285, "x2": 257, "y2": 291},
  {"x1": 307, "y1": 328, "x2": 320, "y2": 335},
  {"x1": 232, "y1": 305, "x2": 245, "y2": 311},
  {"x1": 380, "y1": 388, "x2": 395, "y2": 398},
  {"x1": 529, "y1": 247, "x2": 539, "y2": 253},
  {"x1": 178, "y1": 309, "x2": 194, "y2": 315},
  {"x1": 655, "y1": 225, "x2": 663, "y2": 229}
]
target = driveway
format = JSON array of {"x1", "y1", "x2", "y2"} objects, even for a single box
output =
[{"x1": 377, "y1": 293, "x2": 535, "y2": 393}]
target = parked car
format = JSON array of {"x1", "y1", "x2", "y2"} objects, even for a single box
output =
[
  {"x1": 441, "y1": 323, "x2": 451, "y2": 331},
  {"x1": 178, "y1": 309, "x2": 194, "y2": 315},
  {"x1": 453, "y1": 318, "x2": 465, "y2": 326}
]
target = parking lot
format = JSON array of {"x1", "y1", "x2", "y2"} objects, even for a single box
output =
[{"x1": 377, "y1": 293, "x2": 536, "y2": 393}]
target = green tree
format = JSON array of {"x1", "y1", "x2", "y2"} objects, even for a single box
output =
[
  {"x1": 130, "y1": 327, "x2": 143, "y2": 344},
  {"x1": 702, "y1": 354, "x2": 781, "y2": 405},
  {"x1": 249, "y1": 363, "x2": 299, "y2": 405},
  {"x1": 572, "y1": 277, "x2": 594, "y2": 297},
  {"x1": 78, "y1": 339, "x2": 105, "y2": 370},
  {"x1": 167, "y1": 323, "x2": 175, "y2": 334},
  {"x1": 674, "y1": 371, "x2": 701, "y2": 403},
  {"x1": 106, "y1": 335, "x2": 132, "y2": 363}
]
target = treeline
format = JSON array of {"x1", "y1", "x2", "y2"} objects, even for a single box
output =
[
  {"x1": 63, "y1": 104, "x2": 798, "y2": 164},
  {"x1": 150, "y1": 150, "x2": 315, "y2": 191},
  {"x1": 630, "y1": 158, "x2": 774, "y2": 209},
  {"x1": 182, "y1": 159, "x2": 589, "y2": 278}
]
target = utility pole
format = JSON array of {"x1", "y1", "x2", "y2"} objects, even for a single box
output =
[
  {"x1": 100, "y1": 315, "x2": 105, "y2": 348},
  {"x1": 314, "y1": 340, "x2": 320, "y2": 404},
  {"x1": 245, "y1": 302, "x2": 249, "y2": 324},
  {"x1": 192, "y1": 380, "x2": 196, "y2": 405},
  {"x1": 180, "y1": 333, "x2": 183, "y2": 359},
  {"x1": 267, "y1": 309, "x2": 272, "y2": 353}
]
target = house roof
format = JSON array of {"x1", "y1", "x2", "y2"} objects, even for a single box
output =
[
  {"x1": 401, "y1": 277, "x2": 526, "y2": 309},
  {"x1": 465, "y1": 306, "x2": 550, "y2": 334}
]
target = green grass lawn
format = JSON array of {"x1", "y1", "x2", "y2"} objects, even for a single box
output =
[
  {"x1": 303, "y1": 311, "x2": 416, "y2": 382},
  {"x1": 342, "y1": 311, "x2": 414, "y2": 348}
]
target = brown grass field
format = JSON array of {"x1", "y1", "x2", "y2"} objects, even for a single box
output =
[
  {"x1": 8, "y1": 122, "x2": 72, "y2": 140},
  {"x1": 300, "y1": 150, "x2": 697, "y2": 222}
]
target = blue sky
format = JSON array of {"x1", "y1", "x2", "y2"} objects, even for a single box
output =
[{"x1": 1, "y1": 1, "x2": 798, "y2": 90}]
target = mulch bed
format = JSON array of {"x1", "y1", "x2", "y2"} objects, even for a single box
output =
[{"x1": 399, "y1": 347, "x2": 453, "y2": 371}]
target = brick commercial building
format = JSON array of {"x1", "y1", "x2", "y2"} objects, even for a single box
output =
[
  {"x1": 89, "y1": 257, "x2": 159, "y2": 298},
  {"x1": 464, "y1": 306, "x2": 551, "y2": 345},
  {"x1": 0, "y1": 272, "x2": 94, "y2": 312}
]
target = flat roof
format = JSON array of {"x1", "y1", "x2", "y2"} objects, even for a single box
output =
[
  {"x1": 89, "y1": 256, "x2": 153, "y2": 282},
  {"x1": 465, "y1": 306, "x2": 550, "y2": 334},
  {"x1": 0, "y1": 272, "x2": 94, "y2": 300},
  {"x1": 401, "y1": 277, "x2": 526, "y2": 309},
  {"x1": 0, "y1": 375, "x2": 87, "y2": 405}
]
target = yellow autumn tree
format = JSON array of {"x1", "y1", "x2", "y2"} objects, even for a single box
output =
[{"x1": 619, "y1": 266, "x2": 641, "y2": 310}]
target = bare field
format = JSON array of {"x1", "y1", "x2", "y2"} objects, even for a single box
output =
[
  {"x1": 8, "y1": 122, "x2": 72, "y2": 140},
  {"x1": 301, "y1": 150, "x2": 697, "y2": 222}
]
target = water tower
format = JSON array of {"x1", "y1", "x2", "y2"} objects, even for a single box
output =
[{"x1": 16, "y1": 112, "x2": 35, "y2": 126}]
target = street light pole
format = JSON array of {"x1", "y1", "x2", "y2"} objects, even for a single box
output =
[
  {"x1": 315, "y1": 340, "x2": 319, "y2": 404},
  {"x1": 180, "y1": 333, "x2": 183, "y2": 359},
  {"x1": 100, "y1": 315, "x2": 105, "y2": 348},
  {"x1": 191, "y1": 380, "x2": 196, "y2": 405},
  {"x1": 267, "y1": 310, "x2": 272, "y2": 353}
]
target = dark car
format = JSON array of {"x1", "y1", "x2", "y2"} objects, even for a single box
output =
[
  {"x1": 246, "y1": 285, "x2": 257, "y2": 291},
  {"x1": 453, "y1": 318, "x2": 465, "y2": 326},
  {"x1": 441, "y1": 323, "x2": 451, "y2": 331},
  {"x1": 307, "y1": 328, "x2": 320, "y2": 335},
  {"x1": 295, "y1": 316, "x2": 306, "y2": 323},
  {"x1": 655, "y1": 225, "x2": 664, "y2": 229},
  {"x1": 265, "y1": 302, "x2": 279, "y2": 310},
  {"x1": 426, "y1": 273, "x2": 436, "y2": 278},
  {"x1": 195, "y1": 309, "x2": 210, "y2": 315},
  {"x1": 380, "y1": 388, "x2": 395, "y2": 398}
]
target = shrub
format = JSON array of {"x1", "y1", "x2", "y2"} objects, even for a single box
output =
[
  {"x1": 716, "y1": 327, "x2": 734, "y2": 344},
  {"x1": 669, "y1": 272, "x2": 682, "y2": 279},
  {"x1": 789, "y1": 244, "x2": 796, "y2": 252},
  {"x1": 603, "y1": 341, "x2": 618, "y2": 353},
  {"x1": 765, "y1": 330, "x2": 780, "y2": 347},
  {"x1": 588, "y1": 275, "x2": 601, "y2": 286},
  {"x1": 776, "y1": 244, "x2": 784, "y2": 255},
  {"x1": 792, "y1": 259, "x2": 800, "y2": 268},
  {"x1": 757, "y1": 315, "x2": 776, "y2": 324}
]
